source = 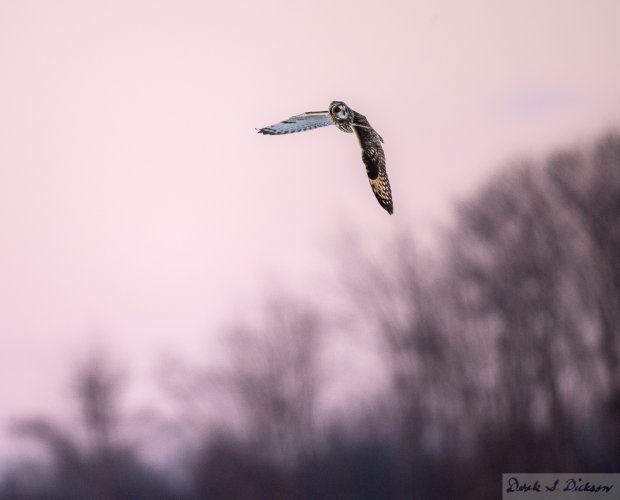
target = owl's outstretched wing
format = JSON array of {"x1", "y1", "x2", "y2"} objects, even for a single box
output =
[
  {"x1": 257, "y1": 111, "x2": 333, "y2": 135},
  {"x1": 352, "y1": 114, "x2": 394, "y2": 215}
]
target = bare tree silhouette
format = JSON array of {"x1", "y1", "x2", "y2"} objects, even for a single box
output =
[
  {"x1": 226, "y1": 299, "x2": 323, "y2": 464},
  {"x1": 339, "y1": 233, "x2": 477, "y2": 499},
  {"x1": 547, "y1": 134, "x2": 620, "y2": 463},
  {"x1": 3, "y1": 350, "x2": 181, "y2": 500},
  {"x1": 181, "y1": 297, "x2": 324, "y2": 499},
  {"x1": 450, "y1": 164, "x2": 592, "y2": 472}
]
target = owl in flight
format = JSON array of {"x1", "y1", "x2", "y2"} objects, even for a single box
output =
[{"x1": 257, "y1": 101, "x2": 393, "y2": 214}]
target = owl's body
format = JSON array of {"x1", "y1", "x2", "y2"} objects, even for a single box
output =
[{"x1": 258, "y1": 101, "x2": 394, "y2": 215}]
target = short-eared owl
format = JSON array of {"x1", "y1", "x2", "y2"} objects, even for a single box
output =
[{"x1": 257, "y1": 101, "x2": 393, "y2": 214}]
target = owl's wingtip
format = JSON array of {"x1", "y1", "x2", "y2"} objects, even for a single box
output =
[
  {"x1": 373, "y1": 195, "x2": 393, "y2": 215},
  {"x1": 378, "y1": 199, "x2": 393, "y2": 215},
  {"x1": 257, "y1": 127, "x2": 276, "y2": 135}
]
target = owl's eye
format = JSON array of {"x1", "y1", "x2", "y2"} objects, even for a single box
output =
[{"x1": 334, "y1": 106, "x2": 341, "y2": 113}]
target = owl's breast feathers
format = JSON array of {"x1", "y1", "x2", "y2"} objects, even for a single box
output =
[{"x1": 334, "y1": 119, "x2": 354, "y2": 134}]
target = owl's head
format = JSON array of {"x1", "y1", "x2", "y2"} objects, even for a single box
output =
[{"x1": 329, "y1": 101, "x2": 351, "y2": 122}]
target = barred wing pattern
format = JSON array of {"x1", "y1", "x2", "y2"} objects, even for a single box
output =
[
  {"x1": 352, "y1": 113, "x2": 393, "y2": 215},
  {"x1": 257, "y1": 111, "x2": 333, "y2": 135}
]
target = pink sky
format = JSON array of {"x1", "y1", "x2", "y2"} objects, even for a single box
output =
[{"x1": 1, "y1": 0, "x2": 620, "y2": 458}]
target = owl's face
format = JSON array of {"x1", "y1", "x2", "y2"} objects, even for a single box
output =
[{"x1": 329, "y1": 101, "x2": 351, "y2": 122}]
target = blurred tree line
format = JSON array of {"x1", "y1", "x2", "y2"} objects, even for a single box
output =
[{"x1": 1, "y1": 132, "x2": 619, "y2": 499}]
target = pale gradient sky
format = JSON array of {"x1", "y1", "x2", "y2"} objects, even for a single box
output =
[{"x1": 1, "y1": 0, "x2": 620, "y2": 459}]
